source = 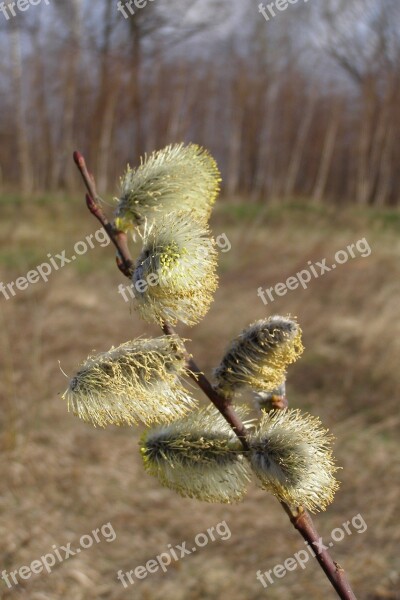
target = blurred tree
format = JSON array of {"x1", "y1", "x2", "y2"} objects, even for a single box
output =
[
  {"x1": 1, "y1": 0, "x2": 400, "y2": 204},
  {"x1": 7, "y1": 13, "x2": 34, "y2": 195},
  {"x1": 122, "y1": 0, "x2": 226, "y2": 160},
  {"x1": 312, "y1": 0, "x2": 400, "y2": 205},
  {"x1": 53, "y1": 0, "x2": 83, "y2": 191}
]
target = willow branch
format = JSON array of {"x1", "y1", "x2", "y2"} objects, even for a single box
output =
[
  {"x1": 287, "y1": 507, "x2": 357, "y2": 600},
  {"x1": 73, "y1": 151, "x2": 357, "y2": 600},
  {"x1": 167, "y1": 323, "x2": 356, "y2": 599},
  {"x1": 73, "y1": 151, "x2": 134, "y2": 277}
]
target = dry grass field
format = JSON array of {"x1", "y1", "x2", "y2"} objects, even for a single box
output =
[{"x1": 0, "y1": 195, "x2": 399, "y2": 599}]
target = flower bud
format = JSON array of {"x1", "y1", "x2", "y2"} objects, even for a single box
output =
[
  {"x1": 214, "y1": 316, "x2": 303, "y2": 397},
  {"x1": 63, "y1": 336, "x2": 195, "y2": 427},
  {"x1": 253, "y1": 382, "x2": 287, "y2": 412}
]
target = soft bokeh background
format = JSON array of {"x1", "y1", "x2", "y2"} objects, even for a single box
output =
[{"x1": 1, "y1": 1, "x2": 400, "y2": 599}]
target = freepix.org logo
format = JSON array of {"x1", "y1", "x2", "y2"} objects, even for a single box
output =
[
  {"x1": 0, "y1": 227, "x2": 111, "y2": 301},
  {"x1": 117, "y1": 232, "x2": 232, "y2": 303},
  {"x1": 257, "y1": 237, "x2": 371, "y2": 305},
  {"x1": 1, "y1": 522, "x2": 116, "y2": 589},
  {"x1": 256, "y1": 513, "x2": 367, "y2": 588},
  {"x1": 116, "y1": 0, "x2": 156, "y2": 19},
  {"x1": 117, "y1": 520, "x2": 231, "y2": 588},
  {"x1": 258, "y1": 0, "x2": 311, "y2": 23},
  {"x1": 0, "y1": 0, "x2": 51, "y2": 22}
]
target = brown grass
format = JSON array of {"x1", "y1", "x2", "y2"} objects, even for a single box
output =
[{"x1": 0, "y1": 198, "x2": 399, "y2": 599}]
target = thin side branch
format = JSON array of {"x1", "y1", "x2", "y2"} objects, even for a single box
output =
[
  {"x1": 73, "y1": 152, "x2": 134, "y2": 277},
  {"x1": 73, "y1": 151, "x2": 357, "y2": 600}
]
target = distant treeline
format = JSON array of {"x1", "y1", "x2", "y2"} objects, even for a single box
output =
[{"x1": 1, "y1": 0, "x2": 400, "y2": 206}]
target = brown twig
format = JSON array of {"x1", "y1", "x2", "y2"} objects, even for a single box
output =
[
  {"x1": 287, "y1": 508, "x2": 357, "y2": 600},
  {"x1": 73, "y1": 150, "x2": 357, "y2": 600},
  {"x1": 73, "y1": 151, "x2": 134, "y2": 277},
  {"x1": 161, "y1": 321, "x2": 249, "y2": 448}
]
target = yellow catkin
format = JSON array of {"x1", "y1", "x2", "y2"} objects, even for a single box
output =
[
  {"x1": 214, "y1": 316, "x2": 304, "y2": 397},
  {"x1": 133, "y1": 213, "x2": 218, "y2": 326},
  {"x1": 249, "y1": 409, "x2": 339, "y2": 513},
  {"x1": 141, "y1": 406, "x2": 251, "y2": 503},
  {"x1": 62, "y1": 336, "x2": 195, "y2": 427},
  {"x1": 115, "y1": 143, "x2": 221, "y2": 231}
]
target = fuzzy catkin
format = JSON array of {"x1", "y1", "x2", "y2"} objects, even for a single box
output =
[
  {"x1": 214, "y1": 316, "x2": 304, "y2": 397},
  {"x1": 63, "y1": 336, "x2": 195, "y2": 427},
  {"x1": 115, "y1": 143, "x2": 221, "y2": 231},
  {"x1": 133, "y1": 213, "x2": 218, "y2": 326},
  {"x1": 141, "y1": 406, "x2": 251, "y2": 503},
  {"x1": 249, "y1": 409, "x2": 339, "y2": 512}
]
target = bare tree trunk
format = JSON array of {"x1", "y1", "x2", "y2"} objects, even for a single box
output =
[
  {"x1": 226, "y1": 63, "x2": 246, "y2": 196},
  {"x1": 253, "y1": 83, "x2": 277, "y2": 198},
  {"x1": 312, "y1": 98, "x2": 341, "y2": 203},
  {"x1": 96, "y1": 4, "x2": 120, "y2": 192},
  {"x1": 167, "y1": 59, "x2": 190, "y2": 141},
  {"x1": 375, "y1": 125, "x2": 394, "y2": 206},
  {"x1": 145, "y1": 56, "x2": 162, "y2": 153},
  {"x1": 31, "y1": 26, "x2": 53, "y2": 190},
  {"x1": 131, "y1": 24, "x2": 144, "y2": 161},
  {"x1": 97, "y1": 90, "x2": 119, "y2": 193},
  {"x1": 284, "y1": 89, "x2": 317, "y2": 198},
  {"x1": 368, "y1": 83, "x2": 396, "y2": 206},
  {"x1": 355, "y1": 81, "x2": 375, "y2": 205},
  {"x1": 54, "y1": 0, "x2": 82, "y2": 191},
  {"x1": 10, "y1": 26, "x2": 34, "y2": 195},
  {"x1": 226, "y1": 109, "x2": 243, "y2": 196}
]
